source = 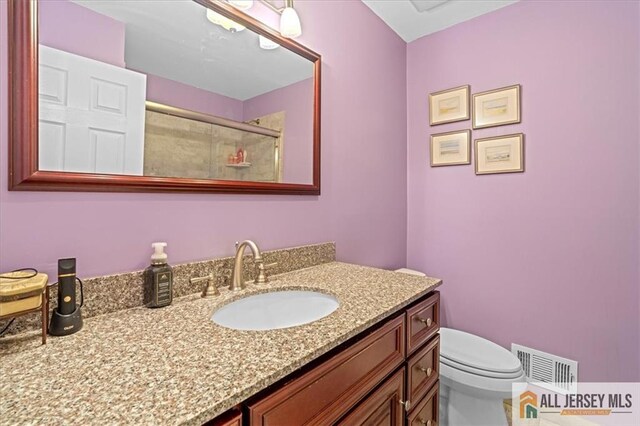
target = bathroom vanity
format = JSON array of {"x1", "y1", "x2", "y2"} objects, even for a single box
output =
[
  {"x1": 0, "y1": 261, "x2": 441, "y2": 425},
  {"x1": 242, "y1": 291, "x2": 440, "y2": 426}
]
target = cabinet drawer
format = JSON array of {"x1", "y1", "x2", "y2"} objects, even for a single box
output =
[
  {"x1": 248, "y1": 315, "x2": 406, "y2": 426},
  {"x1": 406, "y1": 292, "x2": 439, "y2": 355},
  {"x1": 205, "y1": 408, "x2": 242, "y2": 426},
  {"x1": 407, "y1": 334, "x2": 439, "y2": 406},
  {"x1": 337, "y1": 367, "x2": 405, "y2": 426},
  {"x1": 407, "y1": 381, "x2": 439, "y2": 426}
]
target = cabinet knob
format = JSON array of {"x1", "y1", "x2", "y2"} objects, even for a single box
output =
[
  {"x1": 417, "y1": 419, "x2": 434, "y2": 426},
  {"x1": 418, "y1": 366, "x2": 433, "y2": 377},
  {"x1": 415, "y1": 316, "x2": 433, "y2": 327},
  {"x1": 399, "y1": 399, "x2": 411, "y2": 411}
]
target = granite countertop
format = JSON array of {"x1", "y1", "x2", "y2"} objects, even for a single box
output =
[{"x1": 0, "y1": 262, "x2": 441, "y2": 425}]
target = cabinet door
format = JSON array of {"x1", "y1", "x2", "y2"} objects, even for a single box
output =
[
  {"x1": 337, "y1": 367, "x2": 406, "y2": 426},
  {"x1": 247, "y1": 315, "x2": 405, "y2": 426}
]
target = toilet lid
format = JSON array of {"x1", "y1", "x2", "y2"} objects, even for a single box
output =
[
  {"x1": 441, "y1": 356, "x2": 524, "y2": 379},
  {"x1": 440, "y1": 328, "x2": 522, "y2": 375}
]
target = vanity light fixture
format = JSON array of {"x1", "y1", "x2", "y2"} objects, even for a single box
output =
[
  {"x1": 258, "y1": 0, "x2": 302, "y2": 38},
  {"x1": 206, "y1": 8, "x2": 246, "y2": 32}
]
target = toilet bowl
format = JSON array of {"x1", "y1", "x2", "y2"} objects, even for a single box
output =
[{"x1": 439, "y1": 328, "x2": 526, "y2": 426}]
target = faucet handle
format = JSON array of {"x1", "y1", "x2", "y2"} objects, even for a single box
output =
[
  {"x1": 190, "y1": 273, "x2": 219, "y2": 298},
  {"x1": 255, "y1": 262, "x2": 278, "y2": 285}
]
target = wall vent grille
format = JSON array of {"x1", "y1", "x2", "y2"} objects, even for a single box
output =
[{"x1": 511, "y1": 343, "x2": 578, "y2": 394}]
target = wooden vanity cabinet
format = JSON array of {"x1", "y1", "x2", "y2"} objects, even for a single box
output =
[
  {"x1": 337, "y1": 367, "x2": 406, "y2": 426},
  {"x1": 247, "y1": 315, "x2": 405, "y2": 425},
  {"x1": 225, "y1": 291, "x2": 440, "y2": 426}
]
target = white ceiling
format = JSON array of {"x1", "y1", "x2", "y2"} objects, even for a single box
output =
[
  {"x1": 70, "y1": 1, "x2": 313, "y2": 101},
  {"x1": 361, "y1": 0, "x2": 519, "y2": 42}
]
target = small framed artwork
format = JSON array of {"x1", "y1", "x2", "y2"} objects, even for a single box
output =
[
  {"x1": 430, "y1": 130, "x2": 471, "y2": 167},
  {"x1": 429, "y1": 85, "x2": 470, "y2": 125},
  {"x1": 472, "y1": 84, "x2": 521, "y2": 129},
  {"x1": 474, "y1": 133, "x2": 524, "y2": 175}
]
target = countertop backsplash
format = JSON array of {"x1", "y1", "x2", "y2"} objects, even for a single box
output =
[{"x1": 4, "y1": 242, "x2": 336, "y2": 336}]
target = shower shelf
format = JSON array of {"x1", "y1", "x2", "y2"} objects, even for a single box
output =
[{"x1": 225, "y1": 162, "x2": 252, "y2": 169}]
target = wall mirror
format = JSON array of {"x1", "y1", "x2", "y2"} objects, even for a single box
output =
[{"x1": 9, "y1": 0, "x2": 321, "y2": 194}]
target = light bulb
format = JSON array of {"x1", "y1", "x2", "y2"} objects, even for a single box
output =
[
  {"x1": 280, "y1": 7, "x2": 301, "y2": 38},
  {"x1": 228, "y1": 0, "x2": 253, "y2": 10},
  {"x1": 259, "y1": 35, "x2": 279, "y2": 50},
  {"x1": 206, "y1": 9, "x2": 245, "y2": 33}
]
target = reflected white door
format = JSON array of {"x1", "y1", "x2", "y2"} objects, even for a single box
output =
[{"x1": 38, "y1": 45, "x2": 147, "y2": 175}]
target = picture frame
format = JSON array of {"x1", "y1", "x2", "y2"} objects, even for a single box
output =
[
  {"x1": 474, "y1": 133, "x2": 524, "y2": 175},
  {"x1": 472, "y1": 84, "x2": 521, "y2": 129},
  {"x1": 429, "y1": 85, "x2": 470, "y2": 125},
  {"x1": 430, "y1": 130, "x2": 471, "y2": 167}
]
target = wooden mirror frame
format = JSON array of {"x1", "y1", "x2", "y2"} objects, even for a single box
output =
[{"x1": 8, "y1": 0, "x2": 321, "y2": 194}]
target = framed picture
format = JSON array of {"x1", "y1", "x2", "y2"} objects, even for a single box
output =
[
  {"x1": 474, "y1": 133, "x2": 524, "y2": 175},
  {"x1": 430, "y1": 130, "x2": 471, "y2": 167},
  {"x1": 429, "y1": 85, "x2": 470, "y2": 125},
  {"x1": 472, "y1": 84, "x2": 521, "y2": 129}
]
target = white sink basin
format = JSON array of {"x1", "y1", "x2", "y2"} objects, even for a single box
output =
[{"x1": 211, "y1": 290, "x2": 339, "y2": 331}]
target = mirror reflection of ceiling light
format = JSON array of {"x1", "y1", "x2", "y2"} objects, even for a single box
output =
[
  {"x1": 228, "y1": 0, "x2": 254, "y2": 10},
  {"x1": 206, "y1": 8, "x2": 246, "y2": 32},
  {"x1": 259, "y1": 35, "x2": 280, "y2": 50}
]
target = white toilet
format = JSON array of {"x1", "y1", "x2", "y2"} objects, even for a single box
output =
[
  {"x1": 394, "y1": 268, "x2": 526, "y2": 425},
  {"x1": 439, "y1": 327, "x2": 526, "y2": 426}
]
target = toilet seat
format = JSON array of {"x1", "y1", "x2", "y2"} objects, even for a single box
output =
[
  {"x1": 441, "y1": 355, "x2": 524, "y2": 379},
  {"x1": 439, "y1": 327, "x2": 522, "y2": 376}
]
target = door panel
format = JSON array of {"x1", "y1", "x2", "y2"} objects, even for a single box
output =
[
  {"x1": 38, "y1": 120, "x2": 65, "y2": 170},
  {"x1": 38, "y1": 45, "x2": 146, "y2": 175}
]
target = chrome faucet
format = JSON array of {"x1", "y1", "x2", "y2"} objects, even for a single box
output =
[{"x1": 230, "y1": 240, "x2": 264, "y2": 291}]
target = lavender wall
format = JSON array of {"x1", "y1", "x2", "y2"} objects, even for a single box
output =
[
  {"x1": 243, "y1": 78, "x2": 314, "y2": 184},
  {"x1": 38, "y1": 0, "x2": 125, "y2": 67},
  {"x1": 145, "y1": 73, "x2": 244, "y2": 122},
  {"x1": 0, "y1": 2, "x2": 408, "y2": 277},
  {"x1": 406, "y1": 0, "x2": 640, "y2": 381}
]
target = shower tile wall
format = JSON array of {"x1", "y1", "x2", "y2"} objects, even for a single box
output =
[
  {"x1": 143, "y1": 110, "x2": 284, "y2": 182},
  {"x1": 143, "y1": 110, "x2": 212, "y2": 179}
]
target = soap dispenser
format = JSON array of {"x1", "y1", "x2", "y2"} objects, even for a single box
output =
[{"x1": 144, "y1": 242, "x2": 173, "y2": 308}]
